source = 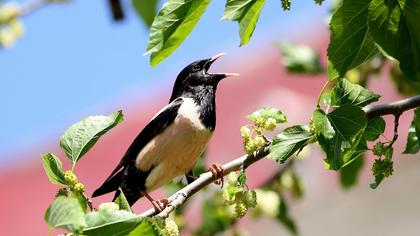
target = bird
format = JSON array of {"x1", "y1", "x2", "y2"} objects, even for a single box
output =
[{"x1": 92, "y1": 53, "x2": 239, "y2": 210}]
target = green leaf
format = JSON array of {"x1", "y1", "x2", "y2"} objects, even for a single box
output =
[
  {"x1": 41, "y1": 153, "x2": 66, "y2": 185},
  {"x1": 340, "y1": 155, "x2": 365, "y2": 189},
  {"x1": 368, "y1": 0, "x2": 420, "y2": 81},
  {"x1": 277, "y1": 42, "x2": 324, "y2": 74},
  {"x1": 222, "y1": 0, "x2": 253, "y2": 20},
  {"x1": 404, "y1": 126, "x2": 420, "y2": 154},
  {"x1": 127, "y1": 217, "x2": 165, "y2": 236},
  {"x1": 145, "y1": 0, "x2": 212, "y2": 66},
  {"x1": 114, "y1": 188, "x2": 132, "y2": 212},
  {"x1": 342, "y1": 132, "x2": 368, "y2": 165},
  {"x1": 403, "y1": 108, "x2": 420, "y2": 154},
  {"x1": 318, "y1": 105, "x2": 367, "y2": 170},
  {"x1": 222, "y1": 0, "x2": 267, "y2": 46},
  {"x1": 268, "y1": 125, "x2": 313, "y2": 163},
  {"x1": 71, "y1": 191, "x2": 89, "y2": 213},
  {"x1": 332, "y1": 78, "x2": 381, "y2": 107},
  {"x1": 84, "y1": 209, "x2": 142, "y2": 236},
  {"x1": 248, "y1": 107, "x2": 287, "y2": 123},
  {"x1": 313, "y1": 109, "x2": 335, "y2": 139},
  {"x1": 132, "y1": 0, "x2": 158, "y2": 27},
  {"x1": 365, "y1": 117, "x2": 385, "y2": 141},
  {"x1": 276, "y1": 196, "x2": 297, "y2": 235},
  {"x1": 328, "y1": 0, "x2": 378, "y2": 77},
  {"x1": 327, "y1": 60, "x2": 340, "y2": 81},
  {"x1": 60, "y1": 110, "x2": 123, "y2": 165},
  {"x1": 44, "y1": 196, "x2": 86, "y2": 232}
]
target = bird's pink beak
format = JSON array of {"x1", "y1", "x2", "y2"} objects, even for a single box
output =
[
  {"x1": 210, "y1": 52, "x2": 226, "y2": 62},
  {"x1": 208, "y1": 53, "x2": 240, "y2": 78},
  {"x1": 223, "y1": 72, "x2": 240, "y2": 78}
]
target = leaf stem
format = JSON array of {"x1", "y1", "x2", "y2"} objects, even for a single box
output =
[{"x1": 317, "y1": 80, "x2": 330, "y2": 108}]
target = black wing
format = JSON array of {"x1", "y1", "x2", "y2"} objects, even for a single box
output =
[{"x1": 92, "y1": 97, "x2": 183, "y2": 197}]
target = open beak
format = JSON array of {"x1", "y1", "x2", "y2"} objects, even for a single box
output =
[
  {"x1": 210, "y1": 52, "x2": 226, "y2": 62},
  {"x1": 205, "y1": 53, "x2": 240, "y2": 79},
  {"x1": 204, "y1": 52, "x2": 225, "y2": 72}
]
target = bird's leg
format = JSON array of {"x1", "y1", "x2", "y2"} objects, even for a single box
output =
[
  {"x1": 141, "y1": 191, "x2": 170, "y2": 212},
  {"x1": 185, "y1": 170, "x2": 197, "y2": 184},
  {"x1": 87, "y1": 198, "x2": 94, "y2": 211},
  {"x1": 208, "y1": 163, "x2": 224, "y2": 188}
]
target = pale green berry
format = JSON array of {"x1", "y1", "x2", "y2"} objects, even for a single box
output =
[
  {"x1": 281, "y1": 171, "x2": 293, "y2": 189},
  {"x1": 9, "y1": 19, "x2": 24, "y2": 37},
  {"x1": 0, "y1": 4, "x2": 19, "y2": 23},
  {"x1": 227, "y1": 171, "x2": 240, "y2": 185},
  {"x1": 73, "y1": 183, "x2": 85, "y2": 193},
  {"x1": 243, "y1": 190, "x2": 257, "y2": 208},
  {"x1": 234, "y1": 202, "x2": 247, "y2": 218},
  {"x1": 255, "y1": 189, "x2": 279, "y2": 217},
  {"x1": 164, "y1": 218, "x2": 179, "y2": 236},
  {"x1": 309, "y1": 119, "x2": 316, "y2": 133},
  {"x1": 0, "y1": 28, "x2": 15, "y2": 48},
  {"x1": 382, "y1": 159, "x2": 394, "y2": 177},
  {"x1": 64, "y1": 170, "x2": 78, "y2": 185},
  {"x1": 372, "y1": 159, "x2": 393, "y2": 177},
  {"x1": 253, "y1": 136, "x2": 266, "y2": 148},
  {"x1": 240, "y1": 126, "x2": 251, "y2": 139},
  {"x1": 255, "y1": 117, "x2": 266, "y2": 128},
  {"x1": 373, "y1": 142, "x2": 386, "y2": 157},
  {"x1": 223, "y1": 189, "x2": 235, "y2": 204},
  {"x1": 244, "y1": 139, "x2": 256, "y2": 154},
  {"x1": 264, "y1": 118, "x2": 277, "y2": 131},
  {"x1": 98, "y1": 202, "x2": 119, "y2": 211}
]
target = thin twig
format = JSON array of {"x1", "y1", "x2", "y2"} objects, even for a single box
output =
[
  {"x1": 389, "y1": 112, "x2": 401, "y2": 146},
  {"x1": 138, "y1": 95, "x2": 420, "y2": 218}
]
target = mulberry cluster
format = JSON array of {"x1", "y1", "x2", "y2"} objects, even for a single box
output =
[
  {"x1": 372, "y1": 142, "x2": 386, "y2": 157},
  {"x1": 241, "y1": 117, "x2": 280, "y2": 155},
  {"x1": 0, "y1": 4, "x2": 24, "y2": 48},
  {"x1": 281, "y1": 0, "x2": 291, "y2": 11},
  {"x1": 64, "y1": 170, "x2": 85, "y2": 193},
  {"x1": 372, "y1": 159, "x2": 393, "y2": 177},
  {"x1": 223, "y1": 172, "x2": 257, "y2": 218}
]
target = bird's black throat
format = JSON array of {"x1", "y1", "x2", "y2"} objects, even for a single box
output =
[{"x1": 184, "y1": 84, "x2": 217, "y2": 131}]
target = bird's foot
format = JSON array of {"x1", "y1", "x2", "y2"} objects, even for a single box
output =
[
  {"x1": 141, "y1": 191, "x2": 170, "y2": 212},
  {"x1": 209, "y1": 163, "x2": 224, "y2": 188},
  {"x1": 152, "y1": 198, "x2": 170, "y2": 212},
  {"x1": 87, "y1": 198, "x2": 94, "y2": 211}
]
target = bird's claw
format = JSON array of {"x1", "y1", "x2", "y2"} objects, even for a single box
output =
[
  {"x1": 209, "y1": 163, "x2": 224, "y2": 188},
  {"x1": 152, "y1": 198, "x2": 170, "y2": 212}
]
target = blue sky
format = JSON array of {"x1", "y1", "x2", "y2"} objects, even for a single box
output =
[{"x1": 0, "y1": 0, "x2": 327, "y2": 163}]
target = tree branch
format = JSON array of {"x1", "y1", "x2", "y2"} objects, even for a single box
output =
[
  {"x1": 363, "y1": 95, "x2": 420, "y2": 119},
  {"x1": 140, "y1": 147, "x2": 270, "y2": 218},
  {"x1": 0, "y1": 0, "x2": 59, "y2": 25},
  {"x1": 18, "y1": 0, "x2": 47, "y2": 17},
  {"x1": 139, "y1": 95, "x2": 420, "y2": 218}
]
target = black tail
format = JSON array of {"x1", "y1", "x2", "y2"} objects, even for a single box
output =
[
  {"x1": 92, "y1": 170, "x2": 124, "y2": 197},
  {"x1": 111, "y1": 187, "x2": 143, "y2": 206}
]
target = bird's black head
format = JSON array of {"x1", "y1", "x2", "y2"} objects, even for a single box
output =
[{"x1": 169, "y1": 53, "x2": 238, "y2": 102}]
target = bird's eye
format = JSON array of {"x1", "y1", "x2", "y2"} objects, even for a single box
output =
[{"x1": 193, "y1": 64, "x2": 201, "y2": 71}]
